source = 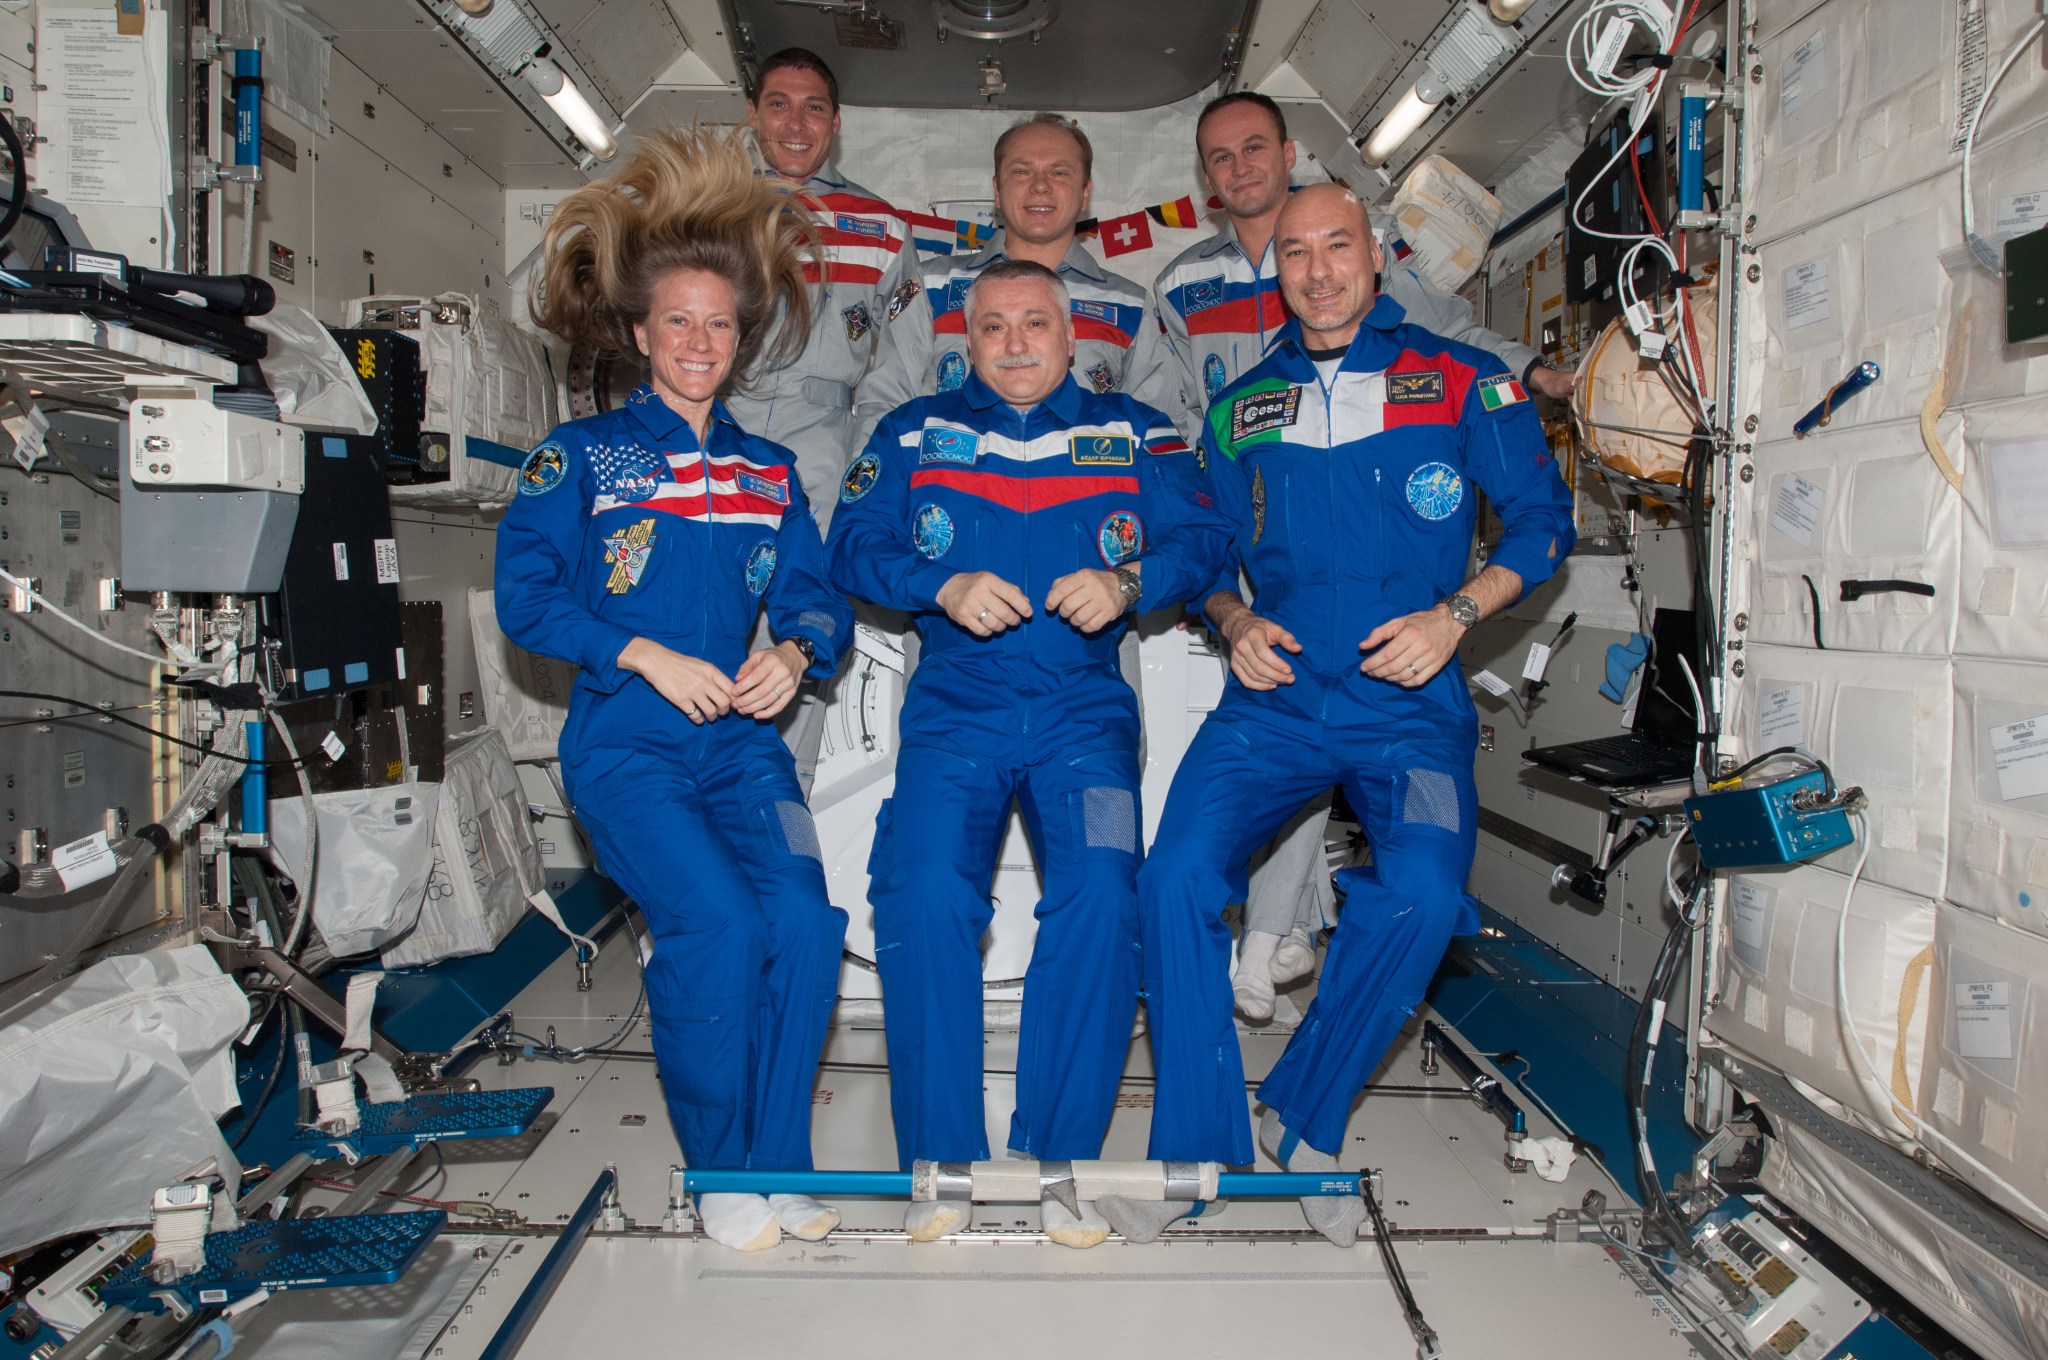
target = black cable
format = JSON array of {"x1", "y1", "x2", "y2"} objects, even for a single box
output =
[
  {"x1": 1626, "y1": 869, "x2": 1704, "y2": 1258},
  {"x1": 0, "y1": 114, "x2": 27, "y2": 255},
  {"x1": 229, "y1": 1008, "x2": 290, "y2": 1153},
  {"x1": 1801, "y1": 574, "x2": 1825, "y2": 648},
  {"x1": 0, "y1": 690, "x2": 310, "y2": 767}
]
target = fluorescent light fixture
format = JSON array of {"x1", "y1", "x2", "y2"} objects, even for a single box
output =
[
  {"x1": 522, "y1": 59, "x2": 618, "y2": 161},
  {"x1": 1487, "y1": 0, "x2": 1539, "y2": 20},
  {"x1": 1359, "y1": 69, "x2": 1449, "y2": 166}
]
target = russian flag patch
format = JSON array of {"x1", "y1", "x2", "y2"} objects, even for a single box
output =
[{"x1": 1477, "y1": 375, "x2": 1528, "y2": 411}]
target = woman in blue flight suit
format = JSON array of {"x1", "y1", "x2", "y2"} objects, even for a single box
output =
[{"x1": 496, "y1": 129, "x2": 853, "y2": 1253}]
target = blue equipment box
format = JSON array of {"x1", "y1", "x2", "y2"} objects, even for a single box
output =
[{"x1": 1682, "y1": 769, "x2": 1854, "y2": 869}]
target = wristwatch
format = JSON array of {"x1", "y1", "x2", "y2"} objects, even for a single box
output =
[
  {"x1": 1441, "y1": 592, "x2": 1481, "y2": 630},
  {"x1": 1114, "y1": 565, "x2": 1143, "y2": 611},
  {"x1": 784, "y1": 635, "x2": 818, "y2": 668}
]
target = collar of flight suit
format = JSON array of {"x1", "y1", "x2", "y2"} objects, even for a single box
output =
[
  {"x1": 1265, "y1": 293, "x2": 1414, "y2": 383},
  {"x1": 622, "y1": 383, "x2": 741, "y2": 450},
  {"x1": 967, "y1": 231, "x2": 1110, "y2": 284},
  {"x1": 959, "y1": 368, "x2": 1087, "y2": 426},
  {"x1": 801, "y1": 159, "x2": 850, "y2": 192}
]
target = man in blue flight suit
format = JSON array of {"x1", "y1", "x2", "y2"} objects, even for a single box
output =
[
  {"x1": 1103, "y1": 184, "x2": 1575, "y2": 1247},
  {"x1": 827, "y1": 259, "x2": 1229, "y2": 1249}
]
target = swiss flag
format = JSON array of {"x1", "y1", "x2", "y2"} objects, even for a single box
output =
[{"x1": 1098, "y1": 210, "x2": 1153, "y2": 257}]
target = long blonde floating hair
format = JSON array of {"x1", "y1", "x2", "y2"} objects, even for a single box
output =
[{"x1": 531, "y1": 125, "x2": 817, "y2": 388}]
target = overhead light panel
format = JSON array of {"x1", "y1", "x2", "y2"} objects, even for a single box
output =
[
  {"x1": 523, "y1": 59, "x2": 618, "y2": 161},
  {"x1": 1359, "y1": 69, "x2": 1448, "y2": 166}
]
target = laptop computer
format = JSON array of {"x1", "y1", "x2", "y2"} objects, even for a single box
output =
[{"x1": 1522, "y1": 607, "x2": 1702, "y2": 791}]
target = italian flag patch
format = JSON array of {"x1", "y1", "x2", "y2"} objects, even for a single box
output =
[{"x1": 1477, "y1": 375, "x2": 1528, "y2": 410}]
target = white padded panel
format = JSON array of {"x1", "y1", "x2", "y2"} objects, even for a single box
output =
[
  {"x1": 1946, "y1": 657, "x2": 2048, "y2": 937},
  {"x1": 1954, "y1": 398, "x2": 2048, "y2": 664}
]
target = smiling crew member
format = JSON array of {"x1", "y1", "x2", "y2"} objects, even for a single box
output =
[
  {"x1": 853, "y1": 112, "x2": 1185, "y2": 440},
  {"x1": 827, "y1": 260, "x2": 1227, "y2": 1249},
  {"x1": 1103, "y1": 184, "x2": 1574, "y2": 1246},
  {"x1": 1152, "y1": 92, "x2": 1577, "y2": 1024},
  {"x1": 732, "y1": 48, "x2": 914, "y2": 791},
  {"x1": 499, "y1": 129, "x2": 853, "y2": 1253}
]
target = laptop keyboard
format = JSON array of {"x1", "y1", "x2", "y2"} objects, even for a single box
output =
[{"x1": 1570, "y1": 735, "x2": 1691, "y2": 760}]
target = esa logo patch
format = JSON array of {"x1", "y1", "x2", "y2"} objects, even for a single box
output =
[
  {"x1": 1404, "y1": 462, "x2": 1464, "y2": 521},
  {"x1": 937, "y1": 351, "x2": 967, "y2": 392},
  {"x1": 1386, "y1": 370, "x2": 1446, "y2": 405},
  {"x1": 912, "y1": 503, "x2": 954, "y2": 559},
  {"x1": 519, "y1": 441, "x2": 566, "y2": 496},
  {"x1": 843, "y1": 301, "x2": 873, "y2": 342},
  {"x1": 1070, "y1": 434, "x2": 1134, "y2": 465},
  {"x1": 919, "y1": 426, "x2": 979, "y2": 465},
  {"x1": 1098, "y1": 510, "x2": 1142, "y2": 566},
  {"x1": 886, "y1": 277, "x2": 923, "y2": 322},
  {"x1": 840, "y1": 452, "x2": 881, "y2": 503},
  {"x1": 1229, "y1": 387, "x2": 1301, "y2": 442},
  {"x1": 1204, "y1": 353, "x2": 1227, "y2": 400},
  {"x1": 1086, "y1": 361, "x2": 1116, "y2": 394},
  {"x1": 1184, "y1": 276, "x2": 1225, "y2": 314},
  {"x1": 836, "y1": 213, "x2": 888, "y2": 241},
  {"x1": 602, "y1": 518, "x2": 656, "y2": 594},
  {"x1": 735, "y1": 469, "x2": 791, "y2": 505},
  {"x1": 744, "y1": 541, "x2": 777, "y2": 596}
]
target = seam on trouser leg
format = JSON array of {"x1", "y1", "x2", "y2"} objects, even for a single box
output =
[{"x1": 1082, "y1": 785, "x2": 1138, "y2": 853}]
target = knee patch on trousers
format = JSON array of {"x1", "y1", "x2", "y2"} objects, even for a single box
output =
[
  {"x1": 1401, "y1": 768, "x2": 1463, "y2": 835},
  {"x1": 1079, "y1": 785, "x2": 1138, "y2": 854},
  {"x1": 772, "y1": 799, "x2": 823, "y2": 862}
]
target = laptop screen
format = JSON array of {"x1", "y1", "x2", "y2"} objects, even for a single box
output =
[{"x1": 1636, "y1": 608, "x2": 1701, "y2": 740}]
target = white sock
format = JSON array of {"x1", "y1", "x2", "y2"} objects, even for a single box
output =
[
  {"x1": 1234, "y1": 930, "x2": 1282, "y2": 1022},
  {"x1": 1270, "y1": 926, "x2": 1318, "y2": 985},
  {"x1": 769, "y1": 1193, "x2": 839, "y2": 1242},
  {"x1": 1257, "y1": 1108, "x2": 1365, "y2": 1247},
  {"x1": 904, "y1": 1198, "x2": 969, "y2": 1242},
  {"x1": 1098, "y1": 1196, "x2": 1227, "y2": 1243},
  {"x1": 697, "y1": 1193, "x2": 780, "y2": 1252},
  {"x1": 1041, "y1": 1196, "x2": 1111, "y2": 1249}
]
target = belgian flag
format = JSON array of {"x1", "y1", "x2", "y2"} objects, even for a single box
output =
[{"x1": 1146, "y1": 196, "x2": 1200, "y2": 229}]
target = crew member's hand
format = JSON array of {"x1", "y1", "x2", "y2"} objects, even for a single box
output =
[
  {"x1": 936, "y1": 571, "x2": 1033, "y2": 637},
  {"x1": 732, "y1": 641, "x2": 807, "y2": 720},
  {"x1": 619, "y1": 637, "x2": 735, "y2": 725},
  {"x1": 1359, "y1": 607, "x2": 1464, "y2": 688},
  {"x1": 1527, "y1": 364, "x2": 1574, "y2": 401},
  {"x1": 1045, "y1": 568, "x2": 1127, "y2": 634},
  {"x1": 1219, "y1": 609, "x2": 1302, "y2": 690}
]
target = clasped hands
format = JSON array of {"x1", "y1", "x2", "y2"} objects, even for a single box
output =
[
  {"x1": 936, "y1": 568, "x2": 1130, "y2": 638},
  {"x1": 619, "y1": 636, "x2": 809, "y2": 725},
  {"x1": 1216, "y1": 603, "x2": 1465, "y2": 691}
]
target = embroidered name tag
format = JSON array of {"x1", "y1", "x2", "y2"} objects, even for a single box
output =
[
  {"x1": 735, "y1": 469, "x2": 790, "y2": 504},
  {"x1": 1387, "y1": 370, "x2": 1446, "y2": 404},
  {"x1": 1070, "y1": 434, "x2": 1134, "y2": 465}
]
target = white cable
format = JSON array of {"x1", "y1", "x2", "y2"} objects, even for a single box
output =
[
  {"x1": 1565, "y1": 0, "x2": 1679, "y2": 245},
  {"x1": 0, "y1": 566, "x2": 219, "y2": 672},
  {"x1": 269, "y1": 708, "x2": 319, "y2": 957},
  {"x1": 1830, "y1": 812, "x2": 2048, "y2": 1236},
  {"x1": 1963, "y1": 18, "x2": 2046, "y2": 273}
]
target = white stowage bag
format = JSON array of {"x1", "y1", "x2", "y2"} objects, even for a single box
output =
[
  {"x1": 381, "y1": 729, "x2": 544, "y2": 969},
  {"x1": 1388, "y1": 154, "x2": 1503, "y2": 292},
  {"x1": 0, "y1": 946, "x2": 248, "y2": 1255},
  {"x1": 341, "y1": 293, "x2": 556, "y2": 509},
  {"x1": 268, "y1": 785, "x2": 443, "y2": 958},
  {"x1": 251, "y1": 302, "x2": 379, "y2": 436},
  {"x1": 468, "y1": 587, "x2": 576, "y2": 762}
]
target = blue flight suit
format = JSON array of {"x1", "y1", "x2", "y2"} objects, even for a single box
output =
[
  {"x1": 1141, "y1": 299, "x2": 1576, "y2": 1164},
  {"x1": 826, "y1": 371, "x2": 1230, "y2": 1167},
  {"x1": 494, "y1": 384, "x2": 853, "y2": 1172}
]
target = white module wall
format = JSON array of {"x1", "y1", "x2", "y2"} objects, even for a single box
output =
[{"x1": 1719, "y1": 0, "x2": 2048, "y2": 1333}]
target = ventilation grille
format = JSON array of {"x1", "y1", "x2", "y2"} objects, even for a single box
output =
[
  {"x1": 1427, "y1": 2, "x2": 1516, "y2": 95},
  {"x1": 457, "y1": 3, "x2": 546, "y2": 73}
]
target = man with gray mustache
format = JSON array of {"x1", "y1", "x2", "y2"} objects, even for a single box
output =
[{"x1": 827, "y1": 259, "x2": 1229, "y2": 1250}]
